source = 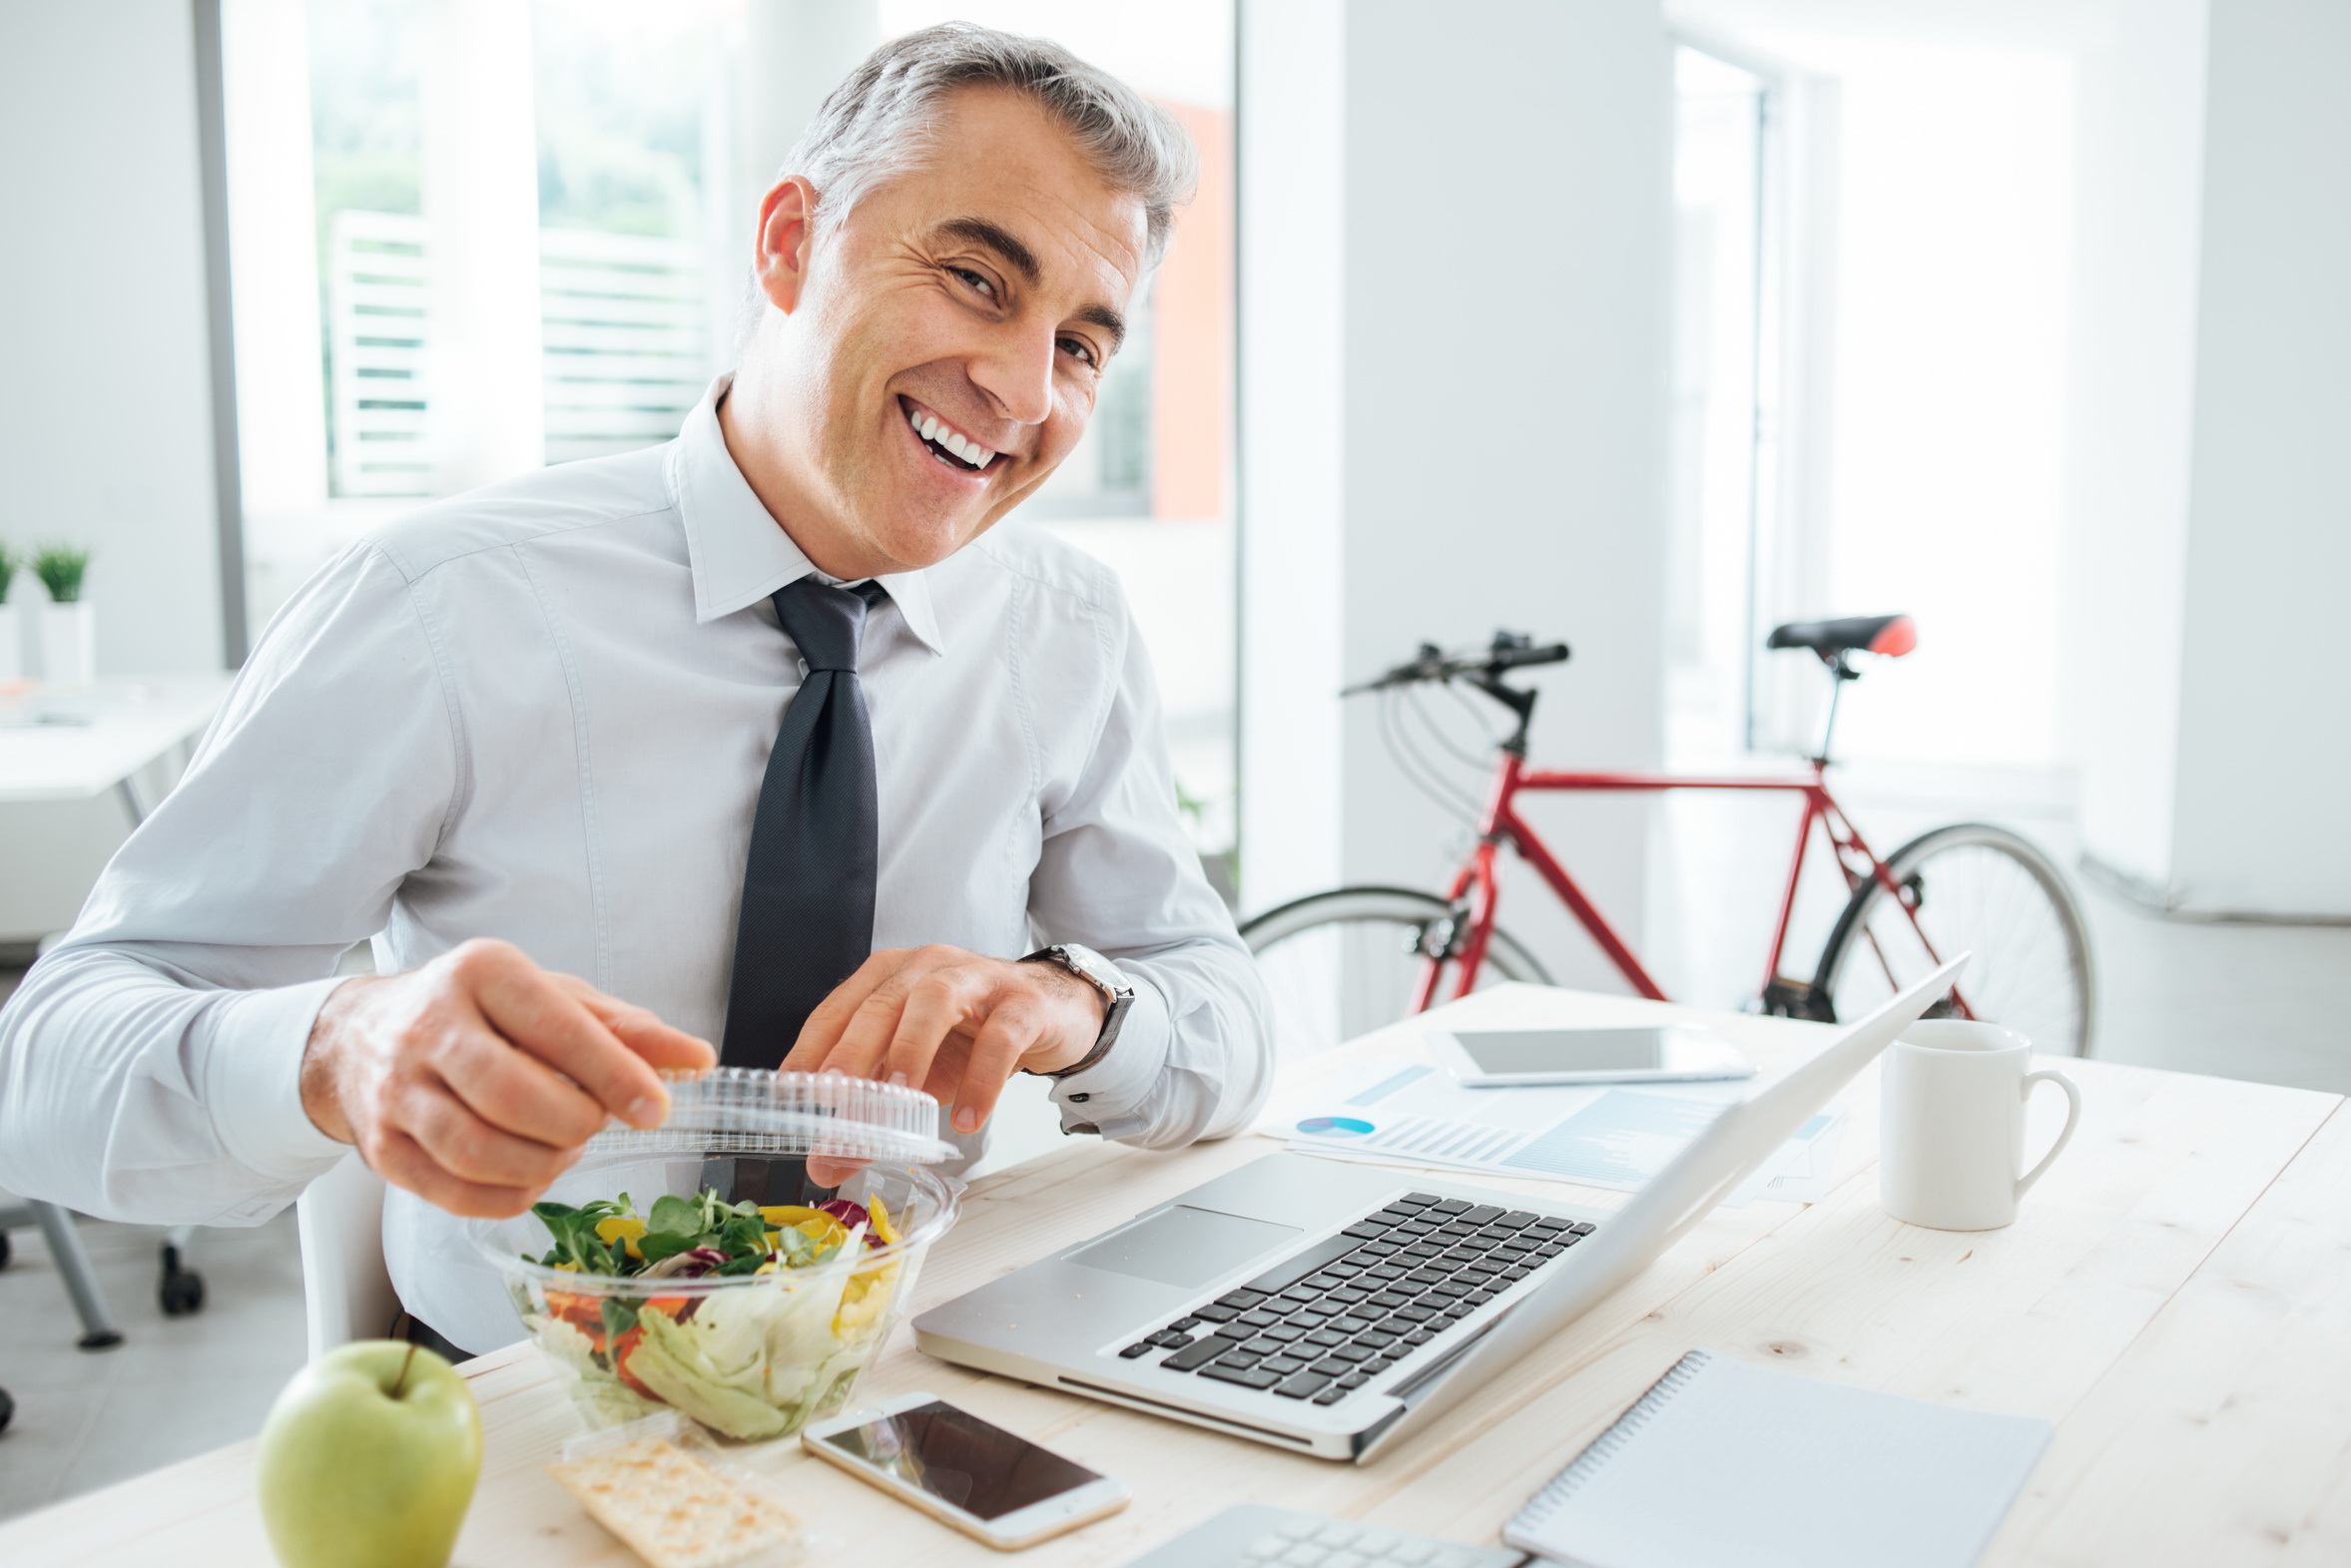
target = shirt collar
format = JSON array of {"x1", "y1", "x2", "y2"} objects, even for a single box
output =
[{"x1": 669, "y1": 375, "x2": 943, "y2": 654}]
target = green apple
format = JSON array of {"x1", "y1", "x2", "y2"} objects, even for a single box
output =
[{"x1": 256, "y1": 1340, "x2": 483, "y2": 1568}]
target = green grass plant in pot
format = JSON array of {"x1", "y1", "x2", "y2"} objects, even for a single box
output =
[
  {"x1": 0, "y1": 543, "x2": 20, "y2": 681},
  {"x1": 33, "y1": 543, "x2": 93, "y2": 685}
]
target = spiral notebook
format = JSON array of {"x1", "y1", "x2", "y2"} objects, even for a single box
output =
[{"x1": 1504, "y1": 1349, "x2": 2052, "y2": 1568}]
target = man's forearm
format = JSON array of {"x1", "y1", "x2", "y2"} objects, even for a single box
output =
[{"x1": 0, "y1": 944, "x2": 349, "y2": 1225}]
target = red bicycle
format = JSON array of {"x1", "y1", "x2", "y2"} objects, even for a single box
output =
[{"x1": 1240, "y1": 619, "x2": 2096, "y2": 1057}]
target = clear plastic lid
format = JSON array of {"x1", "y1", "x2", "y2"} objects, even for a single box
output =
[{"x1": 583, "y1": 1067, "x2": 958, "y2": 1166}]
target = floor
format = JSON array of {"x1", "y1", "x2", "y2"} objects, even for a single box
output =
[
  {"x1": 0, "y1": 1209, "x2": 307, "y2": 1520},
  {"x1": 1, "y1": 801, "x2": 2345, "y2": 1525}
]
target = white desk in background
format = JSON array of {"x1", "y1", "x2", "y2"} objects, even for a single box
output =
[
  {"x1": 0, "y1": 673, "x2": 234, "y2": 1348},
  {"x1": 0, "y1": 673, "x2": 234, "y2": 823}
]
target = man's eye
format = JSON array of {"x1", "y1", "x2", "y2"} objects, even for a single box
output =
[
  {"x1": 950, "y1": 266, "x2": 996, "y2": 299},
  {"x1": 1057, "y1": 336, "x2": 1098, "y2": 368}
]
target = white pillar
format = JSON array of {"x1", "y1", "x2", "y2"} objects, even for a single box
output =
[
  {"x1": 1237, "y1": 0, "x2": 1348, "y2": 915},
  {"x1": 1239, "y1": 1, "x2": 1674, "y2": 988},
  {"x1": 2067, "y1": 0, "x2": 2351, "y2": 917},
  {"x1": 221, "y1": 0, "x2": 327, "y2": 627},
  {"x1": 419, "y1": 0, "x2": 543, "y2": 494},
  {"x1": 735, "y1": 1, "x2": 881, "y2": 244},
  {"x1": 2166, "y1": 0, "x2": 2351, "y2": 915}
]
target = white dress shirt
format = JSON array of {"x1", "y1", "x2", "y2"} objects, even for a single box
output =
[{"x1": 0, "y1": 381, "x2": 1272, "y2": 1351}]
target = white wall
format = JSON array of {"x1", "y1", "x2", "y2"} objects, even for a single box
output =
[
  {"x1": 0, "y1": 0, "x2": 227, "y2": 676},
  {"x1": 0, "y1": 1, "x2": 232, "y2": 938},
  {"x1": 1240, "y1": 0, "x2": 1674, "y2": 992},
  {"x1": 2166, "y1": 0, "x2": 2351, "y2": 914}
]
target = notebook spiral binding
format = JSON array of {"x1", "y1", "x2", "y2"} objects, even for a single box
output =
[{"x1": 1516, "y1": 1349, "x2": 1718, "y2": 1529}]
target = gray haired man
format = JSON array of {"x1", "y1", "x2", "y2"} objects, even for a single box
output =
[{"x1": 0, "y1": 23, "x2": 1271, "y2": 1355}]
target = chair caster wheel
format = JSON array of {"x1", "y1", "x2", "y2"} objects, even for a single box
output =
[
  {"x1": 0, "y1": 1228, "x2": 11, "y2": 1269},
  {"x1": 159, "y1": 1245, "x2": 206, "y2": 1316},
  {"x1": 0, "y1": 1386, "x2": 14, "y2": 1433},
  {"x1": 77, "y1": 1330, "x2": 124, "y2": 1351}
]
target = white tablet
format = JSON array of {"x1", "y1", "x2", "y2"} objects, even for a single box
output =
[{"x1": 1425, "y1": 1023, "x2": 1756, "y2": 1086}]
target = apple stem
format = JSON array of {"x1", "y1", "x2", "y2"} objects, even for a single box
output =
[{"x1": 393, "y1": 1340, "x2": 419, "y2": 1399}]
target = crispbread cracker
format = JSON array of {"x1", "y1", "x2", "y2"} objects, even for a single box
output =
[{"x1": 547, "y1": 1436, "x2": 800, "y2": 1568}]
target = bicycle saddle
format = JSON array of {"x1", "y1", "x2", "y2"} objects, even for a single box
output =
[{"x1": 1766, "y1": 613, "x2": 1917, "y2": 659}]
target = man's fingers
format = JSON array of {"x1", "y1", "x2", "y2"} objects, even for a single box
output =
[
  {"x1": 367, "y1": 1126, "x2": 552, "y2": 1221},
  {"x1": 946, "y1": 1010, "x2": 1042, "y2": 1135},
  {"x1": 783, "y1": 950, "x2": 906, "y2": 1072},
  {"x1": 880, "y1": 978, "x2": 985, "y2": 1093},
  {"x1": 463, "y1": 948, "x2": 670, "y2": 1128},
  {"x1": 435, "y1": 1024, "x2": 609, "y2": 1148},
  {"x1": 405, "y1": 1080, "x2": 584, "y2": 1189},
  {"x1": 555, "y1": 977, "x2": 716, "y2": 1074},
  {"x1": 805, "y1": 1155, "x2": 872, "y2": 1188}
]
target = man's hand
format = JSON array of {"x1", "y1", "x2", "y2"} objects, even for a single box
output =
[
  {"x1": 781, "y1": 946, "x2": 1108, "y2": 1137},
  {"x1": 299, "y1": 938, "x2": 717, "y2": 1219}
]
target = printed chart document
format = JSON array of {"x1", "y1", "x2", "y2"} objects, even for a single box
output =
[{"x1": 1265, "y1": 1054, "x2": 1844, "y2": 1204}]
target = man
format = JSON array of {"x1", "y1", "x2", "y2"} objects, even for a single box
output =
[{"x1": 0, "y1": 24, "x2": 1271, "y2": 1355}]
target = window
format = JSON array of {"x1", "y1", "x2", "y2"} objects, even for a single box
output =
[{"x1": 227, "y1": 1, "x2": 1237, "y2": 873}]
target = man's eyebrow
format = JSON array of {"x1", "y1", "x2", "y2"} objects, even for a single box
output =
[
  {"x1": 934, "y1": 217, "x2": 1041, "y2": 284},
  {"x1": 1076, "y1": 303, "x2": 1127, "y2": 354},
  {"x1": 933, "y1": 217, "x2": 1128, "y2": 353}
]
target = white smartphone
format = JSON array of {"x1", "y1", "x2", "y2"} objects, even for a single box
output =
[
  {"x1": 1426, "y1": 1023, "x2": 1756, "y2": 1086},
  {"x1": 801, "y1": 1391, "x2": 1128, "y2": 1550}
]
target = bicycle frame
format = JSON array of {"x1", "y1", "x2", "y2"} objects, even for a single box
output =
[{"x1": 1415, "y1": 750, "x2": 1952, "y2": 1015}]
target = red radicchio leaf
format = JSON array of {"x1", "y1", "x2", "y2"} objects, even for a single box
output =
[{"x1": 816, "y1": 1198, "x2": 883, "y2": 1248}]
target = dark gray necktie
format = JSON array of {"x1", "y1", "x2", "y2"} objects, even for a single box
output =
[{"x1": 721, "y1": 576, "x2": 886, "y2": 1068}]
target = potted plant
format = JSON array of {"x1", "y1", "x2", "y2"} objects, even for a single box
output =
[
  {"x1": 0, "y1": 543, "x2": 19, "y2": 681},
  {"x1": 34, "y1": 544, "x2": 93, "y2": 686}
]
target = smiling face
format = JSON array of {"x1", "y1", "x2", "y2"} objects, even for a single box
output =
[{"x1": 722, "y1": 87, "x2": 1149, "y2": 579}]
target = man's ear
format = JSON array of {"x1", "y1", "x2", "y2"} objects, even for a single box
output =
[{"x1": 752, "y1": 176, "x2": 820, "y2": 314}]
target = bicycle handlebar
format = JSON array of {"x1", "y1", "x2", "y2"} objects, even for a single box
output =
[{"x1": 1341, "y1": 631, "x2": 1571, "y2": 696}]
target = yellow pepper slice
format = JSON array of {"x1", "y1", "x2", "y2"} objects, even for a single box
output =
[
  {"x1": 593, "y1": 1216, "x2": 647, "y2": 1259},
  {"x1": 867, "y1": 1195, "x2": 900, "y2": 1247}
]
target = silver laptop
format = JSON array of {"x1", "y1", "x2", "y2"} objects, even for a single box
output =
[{"x1": 914, "y1": 958, "x2": 1965, "y2": 1462}]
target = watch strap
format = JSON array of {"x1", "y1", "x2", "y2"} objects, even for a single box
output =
[{"x1": 1019, "y1": 945, "x2": 1131, "y2": 1077}]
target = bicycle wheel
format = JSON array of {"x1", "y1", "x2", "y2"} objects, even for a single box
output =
[
  {"x1": 1240, "y1": 886, "x2": 1552, "y2": 1059},
  {"x1": 1812, "y1": 823, "x2": 2096, "y2": 1056}
]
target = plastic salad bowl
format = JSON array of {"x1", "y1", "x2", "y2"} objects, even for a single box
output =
[{"x1": 467, "y1": 1069, "x2": 962, "y2": 1443}]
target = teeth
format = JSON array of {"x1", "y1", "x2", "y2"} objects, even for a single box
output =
[{"x1": 906, "y1": 404, "x2": 992, "y2": 468}]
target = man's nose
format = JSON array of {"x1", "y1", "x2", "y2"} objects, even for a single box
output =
[{"x1": 968, "y1": 321, "x2": 1057, "y2": 430}]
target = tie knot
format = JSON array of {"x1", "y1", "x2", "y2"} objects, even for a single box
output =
[{"x1": 773, "y1": 577, "x2": 883, "y2": 673}]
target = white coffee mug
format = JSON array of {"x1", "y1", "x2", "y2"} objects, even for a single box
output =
[{"x1": 1880, "y1": 1020, "x2": 2081, "y2": 1231}]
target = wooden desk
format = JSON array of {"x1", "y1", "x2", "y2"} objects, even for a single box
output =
[{"x1": 7, "y1": 986, "x2": 2348, "y2": 1567}]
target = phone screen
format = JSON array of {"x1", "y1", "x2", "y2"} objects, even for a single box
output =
[
  {"x1": 815, "y1": 1401, "x2": 1102, "y2": 1521},
  {"x1": 1454, "y1": 1026, "x2": 1665, "y2": 1074}
]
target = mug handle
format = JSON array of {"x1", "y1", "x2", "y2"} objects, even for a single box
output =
[{"x1": 2015, "y1": 1070, "x2": 2083, "y2": 1198}]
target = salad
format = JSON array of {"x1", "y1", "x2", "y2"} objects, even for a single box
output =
[{"x1": 519, "y1": 1187, "x2": 905, "y2": 1442}]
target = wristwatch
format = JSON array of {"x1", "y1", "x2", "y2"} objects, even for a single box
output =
[{"x1": 1018, "y1": 943, "x2": 1134, "y2": 1078}]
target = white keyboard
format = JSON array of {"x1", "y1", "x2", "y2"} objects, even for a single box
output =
[{"x1": 1119, "y1": 1503, "x2": 1526, "y2": 1568}]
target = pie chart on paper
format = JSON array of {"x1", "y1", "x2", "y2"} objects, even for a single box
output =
[{"x1": 1295, "y1": 1116, "x2": 1376, "y2": 1138}]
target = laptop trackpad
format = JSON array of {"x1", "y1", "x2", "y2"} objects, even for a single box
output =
[{"x1": 1065, "y1": 1206, "x2": 1304, "y2": 1289}]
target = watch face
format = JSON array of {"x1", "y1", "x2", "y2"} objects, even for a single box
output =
[{"x1": 1057, "y1": 945, "x2": 1131, "y2": 998}]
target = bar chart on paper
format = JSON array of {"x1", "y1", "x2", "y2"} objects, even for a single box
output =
[{"x1": 1272, "y1": 1058, "x2": 1842, "y2": 1200}]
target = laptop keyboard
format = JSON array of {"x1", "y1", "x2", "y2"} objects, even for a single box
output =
[{"x1": 1116, "y1": 1192, "x2": 1597, "y2": 1407}]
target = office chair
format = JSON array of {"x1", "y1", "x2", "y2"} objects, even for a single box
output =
[
  {"x1": 0, "y1": 1198, "x2": 126, "y2": 1349},
  {"x1": 295, "y1": 1152, "x2": 398, "y2": 1360},
  {"x1": 0, "y1": 1199, "x2": 207, "y2": 1346}
]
